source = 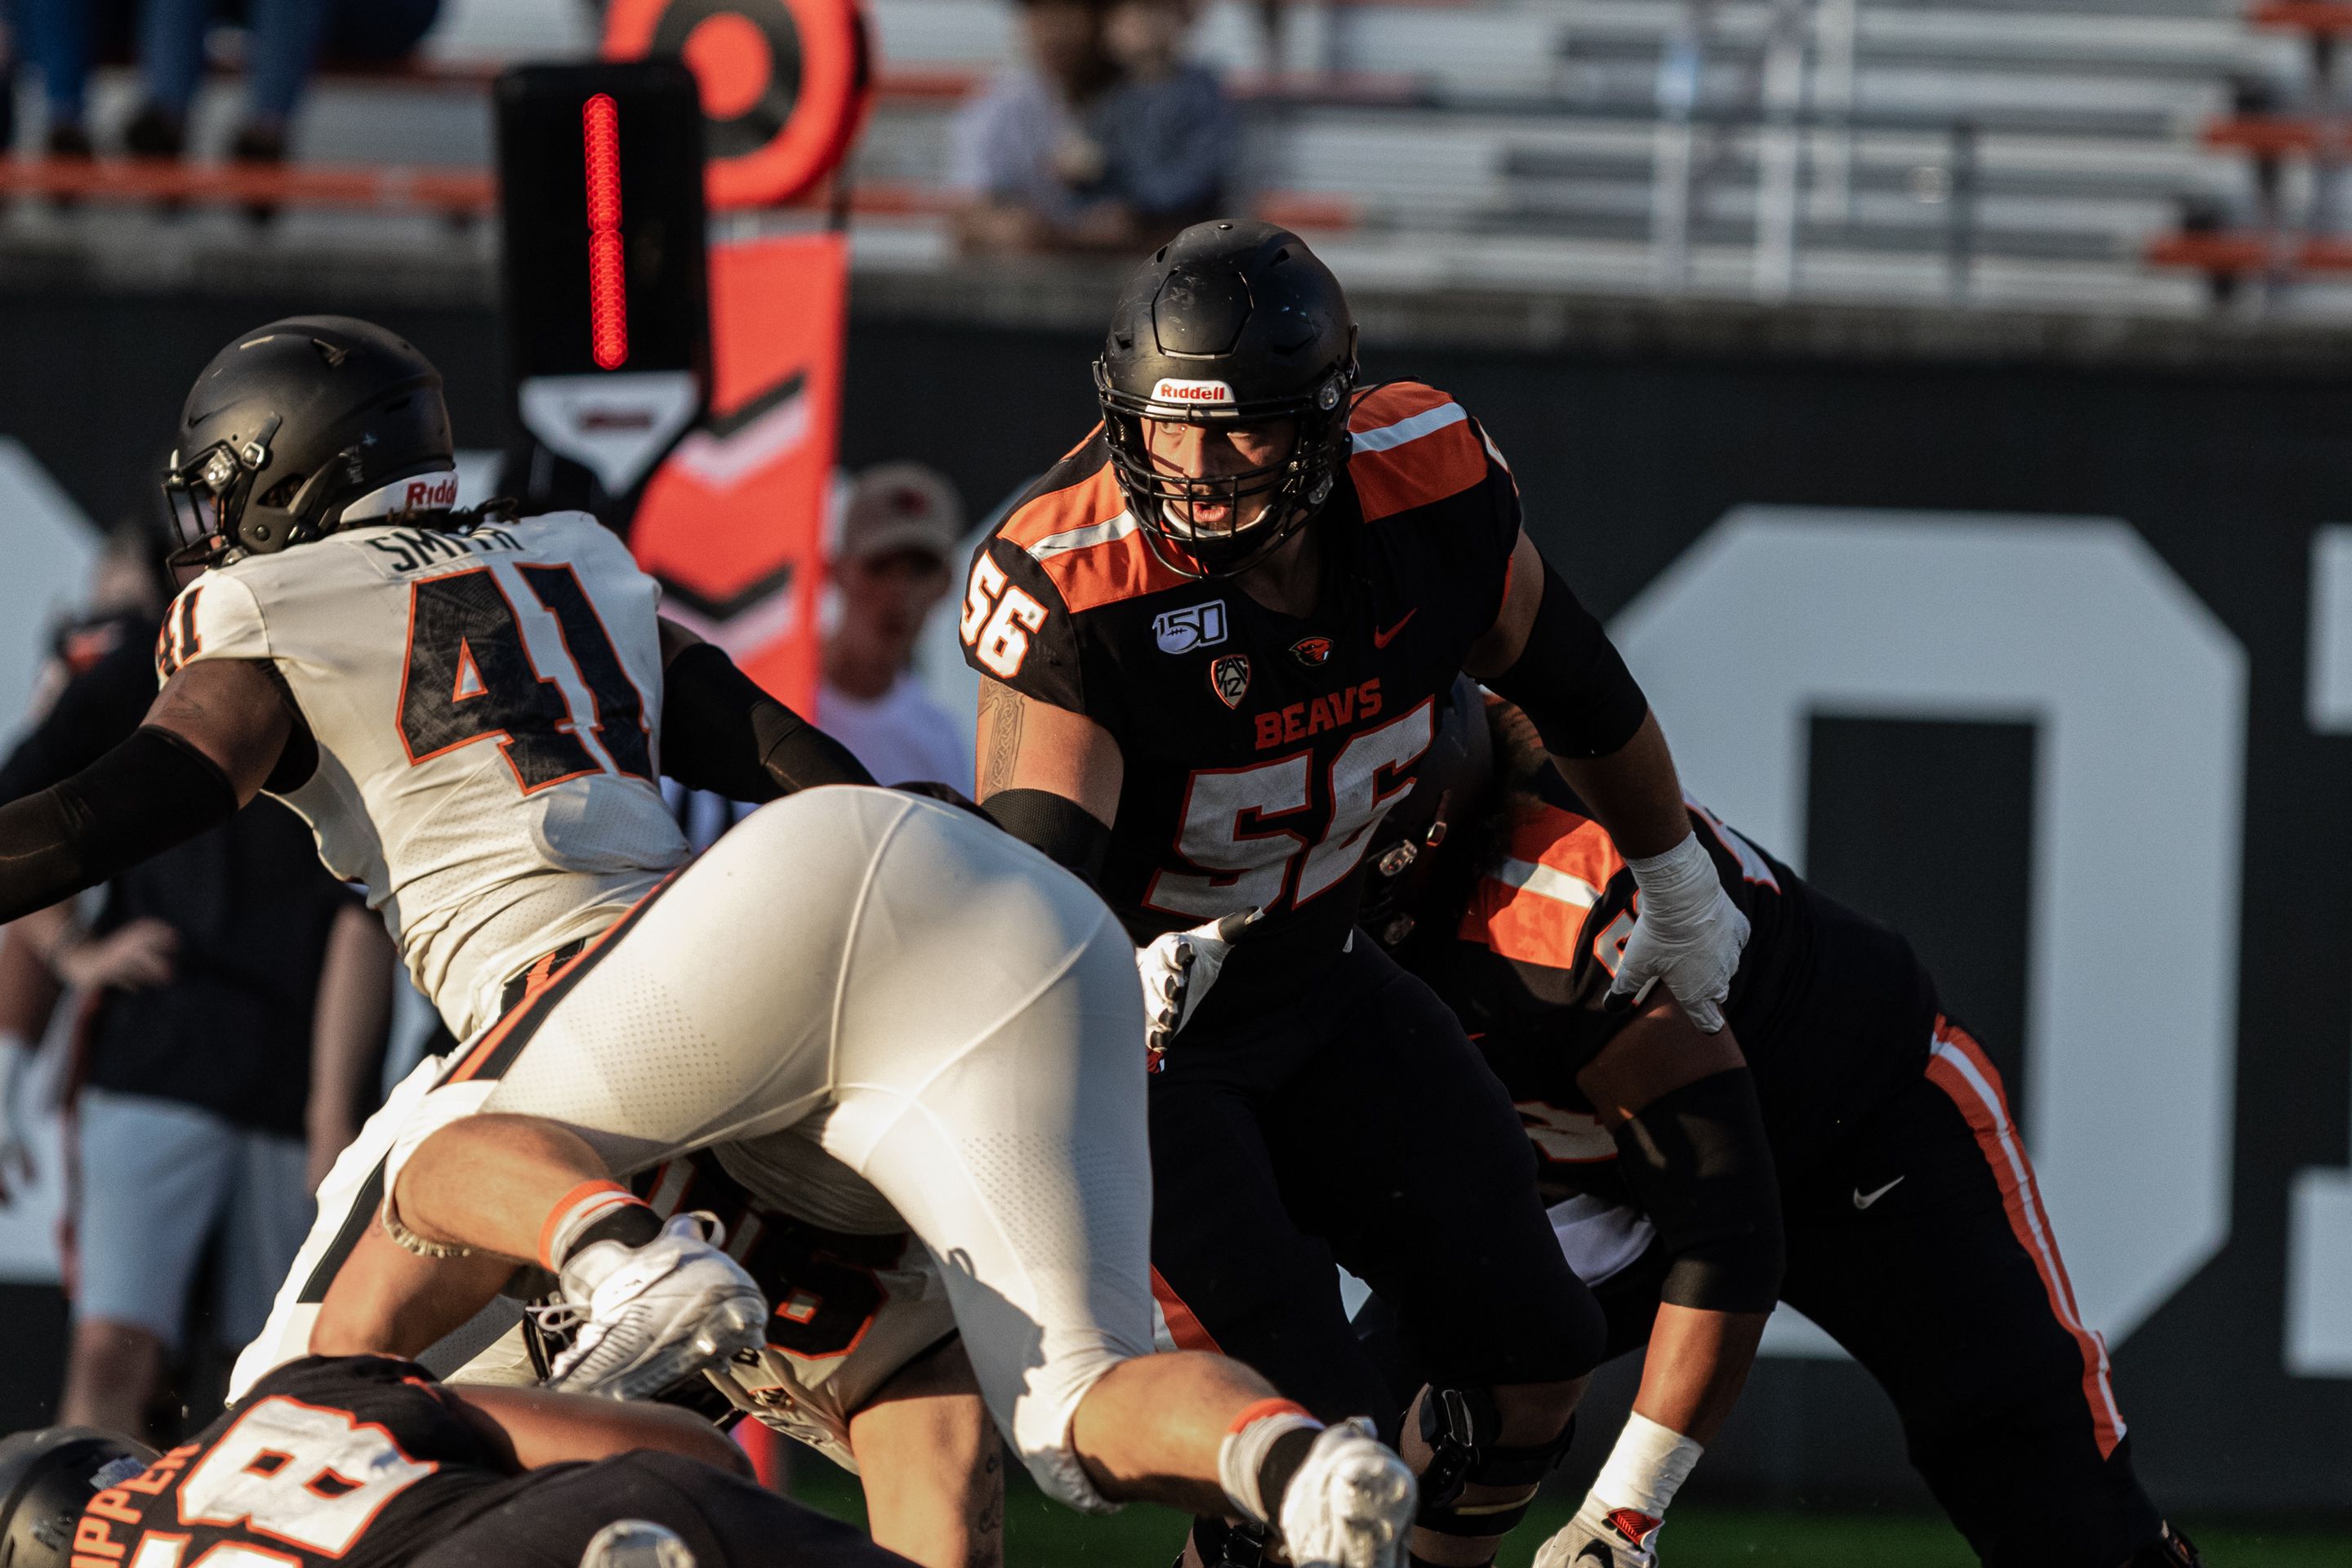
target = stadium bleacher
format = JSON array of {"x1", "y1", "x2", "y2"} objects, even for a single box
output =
[{"x1": 3, "y1": 0, "x2": 2344, "y2": 315}]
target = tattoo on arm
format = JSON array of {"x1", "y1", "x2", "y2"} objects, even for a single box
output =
[{"x1": 978, "y1": 681, "x2": 1024, "y2": 798}]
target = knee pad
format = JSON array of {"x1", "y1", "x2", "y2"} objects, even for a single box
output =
[{"x1": 1413, "y1": 1386, "x2": 1575, "y2": 1543}]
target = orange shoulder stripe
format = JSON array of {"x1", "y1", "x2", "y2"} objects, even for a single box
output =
[
  {"x1": 1001, "y1": 462, "x2": 1188, "y2": 612},
  {"x1": 1457, "y1": 802, "x2": 1625, "y2": 971},
  {"x1": 1347, "y1": 383, "x2": 1488, "y2": 522}
]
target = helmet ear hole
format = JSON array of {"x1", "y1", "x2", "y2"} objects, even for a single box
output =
[{"x1": 259, "y1": 474, "x2": 305, "y2": 509}]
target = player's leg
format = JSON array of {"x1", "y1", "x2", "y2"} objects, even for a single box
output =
[
  {"x1": 1267, "y1": 941, "x2": 1603, "y2": 1568},
  {"x1": 213, "y1": 1123, "x2": 319, "y2": 1353},
  {"x1": 403, "y1": 1449, "x2": 914, "y2": 1568},
  {"x1": 60, "y1": 1089, "x2": 241, "y2": 1437},
  {"x1": 1781, "y1": 1021, "x2": 2182, "y2": 1568},
  {"x1": 845, "y1": 1339, "x2": 1006, "y2": 1568},
  {"x1": 764, "y1": 796, "x2": 1414, "y2": 1561}
]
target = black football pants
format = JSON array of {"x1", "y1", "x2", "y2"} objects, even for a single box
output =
[
  {"x1": 1578, "y1": 1022, "x2": 2164, "y2": 1568},
  {"x1": 408, "y1": 1451, "x2": 905, "y2": 1568},
  {"x1": 1150, "y1": 933, "x2": 1606, "y2": 1439}
]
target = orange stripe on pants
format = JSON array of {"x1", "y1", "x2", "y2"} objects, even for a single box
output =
[
  {"x1": 1151, "y1": 1267, "x2": 1223, "y2": 1353},
  {"x1": 1924, "y1": 1018, "x2": 2126, "y2": 1459}
]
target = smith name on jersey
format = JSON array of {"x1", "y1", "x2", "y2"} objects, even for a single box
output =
[
  {"x1": 964, "y1": 383, "x2": 1522, "y2": 960},
  {"x1": 155, "y1": 513, "x2": 692, "y2": 1036}
]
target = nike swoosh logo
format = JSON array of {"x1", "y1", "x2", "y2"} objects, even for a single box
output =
[
  {"x1": 1373, "y1": 608, "x2": 1418, "y2": 648},
  {"x1": 1853, "y1": 1175, "x2": 1905, "y2": 1210},
  {"x1": 1575, "y1": 1545, "x2": 1614, "y2": 1566}
]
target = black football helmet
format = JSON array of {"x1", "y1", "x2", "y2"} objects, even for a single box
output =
[
  {"x1": 0, "y1": 1428, "x2": 156, "y2": 1568},
  {"x1": 1094, "y1": 220, "x2": 1358, "y2": 578},
  {"x1": 163, "y1": 315, "x2": 457, "y2": 566},
  {"x1": 1360, "y1": 676, "x2": 1495, "y2": 948}
]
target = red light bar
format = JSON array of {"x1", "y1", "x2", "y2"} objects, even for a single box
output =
[{"x1": 583, "y1": 91, "x2": 628, "y2": 369}]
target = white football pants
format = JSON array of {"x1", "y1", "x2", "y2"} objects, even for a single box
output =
[{"x1": 245, "y1": 787, "x2": 1155, "y2": 1509}]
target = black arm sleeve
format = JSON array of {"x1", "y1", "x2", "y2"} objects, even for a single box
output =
[
  {"x1": 0, "y1": 636, "x2": 158, "y2": 806},
  {"x1": 1485, "y1": 556, "x2": 1651, "y2": 760},
  {"x1": 659, "y1": 641, "x2": 875, "y2": 800},
  {"x1": 1611, "y1": 1067, "x2": 1786, "y2": 1313},
  {"x1": 0, "y1": 727, "x2": 239, "y2": 924},
  {"x1": 982, "y1": 787, "x2": 1111, "y2": 883}
]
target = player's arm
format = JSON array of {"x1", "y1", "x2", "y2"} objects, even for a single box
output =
[
  {"x1": 1545, "y1": 988, "x2": 1783, "y2": 1565},
  {"x1": 0, "y1": 657, "x2": 287, "y2": 926},
  {"x1": 441, "y1": 1383, "x2": 755, "y2": 1477},
  {"x1": 973, "y1": 675, "x2": 1122, "y2": 880},
  {"x1": 654, "y1": 616, "x2": 875, "y2": 799},
  {"x1": 1467, "y1": 530, "x2": 1750, "y2": 1031}
]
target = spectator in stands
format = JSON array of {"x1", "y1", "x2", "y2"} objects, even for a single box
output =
[
  {"x1": 20, "y1": 0, "x2": 440, "y2": 166},
  {"x1": 951, "y1": 0, "x2": 1236, "y2": 253},
  {"x1": 1095, "y1": 0, "x2": 1235, "y2": 232},
  {"x1": 0, "y1": 522, "x2": 395, "y2": 1442},
  {"x1": 16, "y1": 0, "x2": 131, "y2": 159},
  {"x1": 948, "y1": 0, "x2": 1121, "y2": 252},
  {"x1": 819, "y1": 464, "x2": 972, "y2": 791}
]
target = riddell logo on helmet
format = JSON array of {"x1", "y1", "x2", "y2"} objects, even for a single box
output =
[
  {"x1": 1151, "y1": 379, "x2": 1235, "y2": 406},
  {"x1": 404, "y1": 474, "x2": 460, "y2": 510}
]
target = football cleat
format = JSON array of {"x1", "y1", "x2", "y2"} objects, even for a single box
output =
[
  {"x1": 2132, "y1": 1521, "x2": 2205, "y2": 1567},
  {"x1": 1276, "y1": 1419, "x2": 1418, "y2": 1568},
  {"x1": 534, "y1": 1213, "x2": 767, "y2": 1401}
]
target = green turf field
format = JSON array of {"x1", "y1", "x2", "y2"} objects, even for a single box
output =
[{"x1": 786, "y1": 1463, "x2": 2352, "y2": 1566}]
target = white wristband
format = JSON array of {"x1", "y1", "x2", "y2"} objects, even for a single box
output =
[
  {"x1": 1624, "y1": 831, "x2": 1714, "y2": 906},
  {"x1": 1590, "y1": 1412, "x2": 1704, "y2": 1520}
]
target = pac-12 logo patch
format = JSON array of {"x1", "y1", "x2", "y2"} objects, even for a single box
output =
[
  {"x1": 1210, "y1": 654, "x2": 1252, "y2": 709},
  {"x1": 1154, "y1": 600, "x2": 1228, "y2": 654},
  {"x1": 1290, "y1": 635, "x2": 1332, "y2": 667}
]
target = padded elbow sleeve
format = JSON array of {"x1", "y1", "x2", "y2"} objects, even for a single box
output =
[
  {"x1": 661, "y1": 641, "x2": 875, "y2": 800},
  {"x1": 1612, "y1": 1068, "x2": 1785, "y2": 1313},
  {"x1": 1486, "y1": 558, "x2": 1650, "y2": 760},
  {"x1": 982, "y1": 788, "x2": 1111, "y2": 882},
  {"x1": 0, "y1": 727, "x2": 237, "y2": 924}
]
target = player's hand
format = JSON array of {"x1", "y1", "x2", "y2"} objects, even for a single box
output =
[
  {"x1": 1533, "y1": 1494, "x2": 1662, "y2": 1568},
  {"x1": 1606, "y1": 834, "x2": 1748, "y2": 1034},
  {"x1": 1136, "y1": 909, "x2": 1264, "y2": 1058},
  {"x1": 0, "y1": 1039, "x2": 35, "y2": 1205},
  {"x1": 55, "y1": 918, "x2": 177, "y2": 992}
]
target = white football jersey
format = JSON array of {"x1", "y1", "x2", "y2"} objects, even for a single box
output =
[{"x1": 160, "y1": 512, "x2": 692, "y2": 1036}]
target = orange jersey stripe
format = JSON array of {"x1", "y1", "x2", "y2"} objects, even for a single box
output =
[
  {"x1": 999, "y1": 460, "x2": 1190, "y2": 613},
  {"x1": 1347, "y1": 382, "x2": 1488, "y2": 522},
  {"x1": 1151, "y1": 1266, "x2": 1224, "y2": 1353},
  {"x1": 1925, "y1": 1019, "x2": 2127, "y2": 1459},
  {"x1": 1458, "y1": 802, "x2": 1626, "y2": 972}
]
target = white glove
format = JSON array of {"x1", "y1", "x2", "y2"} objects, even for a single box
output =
[
  {"x1": 1533, "y1": 1493, "x2": 1661, "y2": 1568},
  {"x1": 0, "y1": 1035, "x2": 39, "y2": 1206},
  {"x1": 1136, "y1": 908, "x2": 1263, "y2": 1057},
  {"x1": 1277, "y1": 1419, "x2": 1417, "y2": 1568},
  {"x1": 1606, "y1": 833, "x2": 1750, "y2": 1034}
]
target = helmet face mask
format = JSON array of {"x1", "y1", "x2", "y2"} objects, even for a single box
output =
[{"x1": 1094, "y1": 222, "x2": 1358, "y2": 580}]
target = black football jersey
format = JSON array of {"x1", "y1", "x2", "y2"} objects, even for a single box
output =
[
  {"x1": 964, "y1": 382, "x2": 1525, "y2": 964},
  {"x1": 79, "y1": 1356, "x2": 528, "y2": 1568},
  {"x1": 1401, "y1": 760, "x2": 1936, "y2": 1194}
]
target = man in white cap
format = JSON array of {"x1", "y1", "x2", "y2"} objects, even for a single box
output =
[{"x1": 820, "y1": 463, "x2": 972, "y2": 792}]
